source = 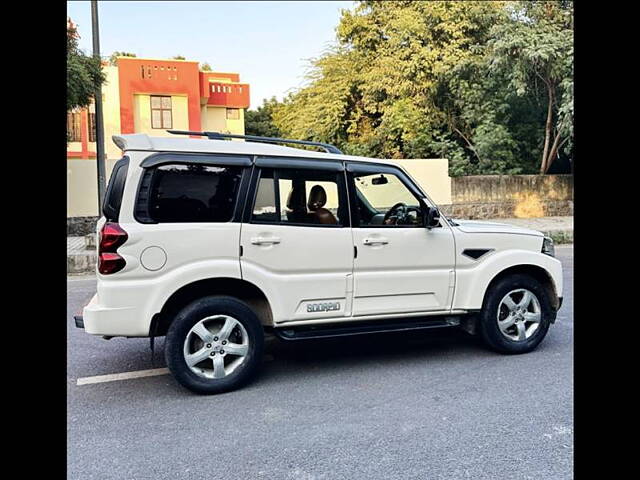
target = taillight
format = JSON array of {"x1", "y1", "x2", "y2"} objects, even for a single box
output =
[{"x1": 98, "y1": 222, "x2": 128, "y2": 274}]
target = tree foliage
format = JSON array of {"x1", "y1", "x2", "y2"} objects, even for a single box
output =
[
  {"x1": 200, "y1": 62, "x2": 212, "y2": 71},
  {"x1": 486, "y1": 1, "x2": 573, "y2": 173},
  {"x1": 67, "y1": 20, "x2": 106, "y2": 112},
  {"x1": 172, "y1": 55, "x2": 186, "y2": 60},
  {"x1": 245, "y1": 97, "x2": 284, "y2": 138},
  {"x1": 109, "y1": 51, "x2": 136, "y2": 66},
  {"x1": 272, "y1": 0, "x2": 573, "y2": 175}
]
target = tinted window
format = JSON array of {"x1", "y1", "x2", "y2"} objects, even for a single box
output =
[
  {"x1": 251, "y1": 168, "x2": 347, "y2": 226},
  {"x1": 102, "y1": 157, "x2": 129, "y2": 222},
  {"x1": 137, "y1": 163, "x2": 243, "y2": 223}
]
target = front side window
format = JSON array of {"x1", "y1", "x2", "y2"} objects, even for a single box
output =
[
  {"x1": 150, "y1": 95, "x2": 172, "y2": 129},
  {"x1": 137, "y1": 163, "x2": 243, "y2": 223},
  {"x1": 251, "y1": 168, "x2": 346, "y2": 226},
  {"x1": 352, "y1": 171, "x2": 423, "y2": 227}
]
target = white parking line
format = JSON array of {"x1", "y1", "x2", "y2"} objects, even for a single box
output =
[
  {"x1": 76, "y1": 355, "x2": 276, "y2": 386},
  {"x1": 76, "y1": 368, "x2": 169, "y2": 385}
]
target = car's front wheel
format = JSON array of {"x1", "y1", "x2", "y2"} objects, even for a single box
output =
[
  {"x1": 165, "y1": 296, "x2": 264, "y2": 394},
  {"x1": 478, "y1": 273, "x2": 553, "y2": 354}
]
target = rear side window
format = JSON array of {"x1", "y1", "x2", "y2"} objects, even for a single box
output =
[
  {"x1": 136, "y1": 163, "x2": 243, "y2": 223},
  {"x1": 102, "y1": 156, "x2": 129, "y2": 222},
  {"x1": 251, "y1": 168, "x2": 348, "y2": 227}
]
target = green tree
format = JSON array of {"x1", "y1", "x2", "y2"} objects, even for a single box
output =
[
  {"x1": 200, "y1": 62, "x2": 212, "y2": 71},
  {"x1": 273, "y1": 1, "x2": 573, "y2": 175},
  {"x1": 67, "y1": 20, "x2": 106, "y2": 111},
  {"x1": 274, "y1": 1, "x2": 511, "y2": 163},
  {"x1": 245, "y1": 97, "x2": 284, "y2": 137},
  {"x1": 109, "y1": 51, "x2": 136, "y2": 65},
  {"x1": 172, "y1": 55, "x2": 186, "y2": 60},
  {"x1": 486, "y1": 1, "x2": 573, "y2": 173}
]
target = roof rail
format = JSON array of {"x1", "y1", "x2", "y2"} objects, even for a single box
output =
[{"x1": 167, "y1": 130, "x2": 343, "y2": 155}]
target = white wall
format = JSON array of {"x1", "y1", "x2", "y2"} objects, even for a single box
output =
[
  {"x1": 393, "y1": 158, "x2": 452, "y2": 205},
  {"x1": 67, "y1": 159, "x2": 119, "y2": 217}
]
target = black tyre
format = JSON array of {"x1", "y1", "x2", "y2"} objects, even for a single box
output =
[
  {"x1": 165, "y1": 296, "x2": 264, "y2": 394},
  {"x1": 478, "y1": 273, "x2": 552, "y2": 354}
]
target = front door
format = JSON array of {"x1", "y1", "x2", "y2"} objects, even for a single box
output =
[
  {"x1": 240, "y1": 160, "x2": 354, "y2": 324},
  {"x1": 347, "y1": 163, "x2": 456, "y2": 317}
]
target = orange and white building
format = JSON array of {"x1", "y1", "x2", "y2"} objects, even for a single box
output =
[
  {"x1": 67, "y1": 56, "x2": 250, "y2": 217},
  {"x1": 67, "y1": 56, "x2": 250, "y2": 161}
]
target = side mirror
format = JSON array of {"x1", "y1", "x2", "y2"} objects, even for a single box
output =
[{"x1": 423, "y1": 206, "x2": 441, "y2": 229}]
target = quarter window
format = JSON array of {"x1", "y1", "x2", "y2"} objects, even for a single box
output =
[
  {"x1": 150, "y1": 95, "x2": 172, "y2": 129},
  {"x1": 136, "y1": 163, "x2": 243, "y2": 223},
  {"x1": 252, "y1": 168, "x2": 346, "y2": 227}
]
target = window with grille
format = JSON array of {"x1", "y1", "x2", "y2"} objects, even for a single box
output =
[
  {"x1": 226, "y1": 108, "x2": 240, "y2": 120},
  {"x1": 88, "y1": 113, "x2": 96, "y2": 142},
  {"x1": 150, "y1": 95, "x2": 172, "y2": 129},
  {"x1": 67, "y1": 113, "x2": 82, "y2": 142}
]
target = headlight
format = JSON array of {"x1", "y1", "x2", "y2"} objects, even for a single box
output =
[{"x1": 542, "y1": 236, "x2": 555, "y2": 257}]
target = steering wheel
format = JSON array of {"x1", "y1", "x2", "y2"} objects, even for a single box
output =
[{"x1": 383, "y1": 202, "x2": 408, "y2": 225}]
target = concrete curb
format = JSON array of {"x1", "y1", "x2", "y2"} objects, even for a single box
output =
[
  {"x1": 68, "y1": 252, "x2": 97, "y2": 275},
  {"x1": 543, "y1": 229, "x2": 573, "y2": 245}
]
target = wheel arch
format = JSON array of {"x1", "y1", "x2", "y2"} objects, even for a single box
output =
[
  {"x1": 482, "y1": 264, "x2": 559, "y2": 311},
  {"x1": 152, "y1": 277, "x2": 274, "y2": 336}
]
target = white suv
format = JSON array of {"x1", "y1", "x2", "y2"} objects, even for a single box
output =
[{"x1": 77, "y1": 132, "x2": 563, "y2": 394}]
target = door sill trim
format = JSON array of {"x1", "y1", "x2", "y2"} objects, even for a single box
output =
[
  {"x1": 274, "y1": 315, "x2": 463, "y2": 341},
  {"x1": 275, "y1": 309, "x2": 467, "y2": 328}
]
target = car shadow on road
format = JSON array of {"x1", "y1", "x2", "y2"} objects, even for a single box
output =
[{"x1": 255, "y1": 328, "x2": 490, "y2": 380}]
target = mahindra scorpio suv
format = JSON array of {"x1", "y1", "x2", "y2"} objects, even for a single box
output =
[{"x1": 76, "y1": 131, "x2": 563, "y2": 394}]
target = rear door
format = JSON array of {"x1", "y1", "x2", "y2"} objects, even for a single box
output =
[
  {"x1": 240, "y1": 157, "x2": 354, "y2": 324},
  {"x1": 117, "y1": 153, "x2": 251, "y2": 280},
  {"x1": 347, "y1": 162, "x2": 456, "y2": 316}
]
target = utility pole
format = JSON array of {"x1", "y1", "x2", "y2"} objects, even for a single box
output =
[{"x1": 91, "y1": 0, "x2": 107, "y2": 209}]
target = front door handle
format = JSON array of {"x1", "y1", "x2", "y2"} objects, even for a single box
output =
[
  {"x1": 251, "y1": 236, "x2": 281, "y2": 245},
  {"x1": 363, "y1": 237, "x2": 389, "y2": 246}
]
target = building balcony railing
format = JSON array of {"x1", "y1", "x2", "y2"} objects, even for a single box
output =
[{"x1": 206, "y1": 82, "x2": 250, "y2": 109}]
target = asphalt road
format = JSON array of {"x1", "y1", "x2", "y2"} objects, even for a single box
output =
[{"x1": 67, "y1": 246, "x2": 573, "y2": 480}]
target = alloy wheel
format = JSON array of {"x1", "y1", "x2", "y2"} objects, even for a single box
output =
[
  {"x1": 496, "y1": 288, "x2": 542, "y2": 342},
  {"x1": 183, "y1": 315, "x2": 249, "y2": 380}
]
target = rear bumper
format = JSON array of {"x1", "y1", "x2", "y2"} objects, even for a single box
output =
[{"x1": 82, "y1": 293, "x2": 148, "y2": 337}]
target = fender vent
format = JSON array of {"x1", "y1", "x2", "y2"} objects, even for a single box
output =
[{"x1": 462, "y1": 248, "x2": 492, "y2": 260}]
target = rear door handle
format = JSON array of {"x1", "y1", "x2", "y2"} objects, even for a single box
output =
[
  {"x1": 363, "y1": 237, "x2": 389, "y2": 246},
  {"x1": 251, "y1": 236, "x2": 281, "y2": 245}
]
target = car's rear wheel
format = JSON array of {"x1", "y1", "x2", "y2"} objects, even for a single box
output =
[
  {"x1": 165, "y1": 296, "x2": 264, "y2": 394},
  {"x1": 478, "y1": 273, "x2": 552, "y2": 354}
]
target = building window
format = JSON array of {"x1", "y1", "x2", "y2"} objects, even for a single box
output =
[
  {"x1": 150, "y1": 95, "x2": 172, "y2": 129},
  {"x1": 88, "y1": 113, "x2": 96, "y2": 142},
  {"x1": 67, "y1": 112, "x2": 81, "y2": 142},
  {"x1": 226, "y1": 108, "x2": 240, "y2": 120}
]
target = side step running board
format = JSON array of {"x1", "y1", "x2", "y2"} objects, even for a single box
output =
[{"x1": 274, "y1": 316, "x2": 461, "y2": 341}]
